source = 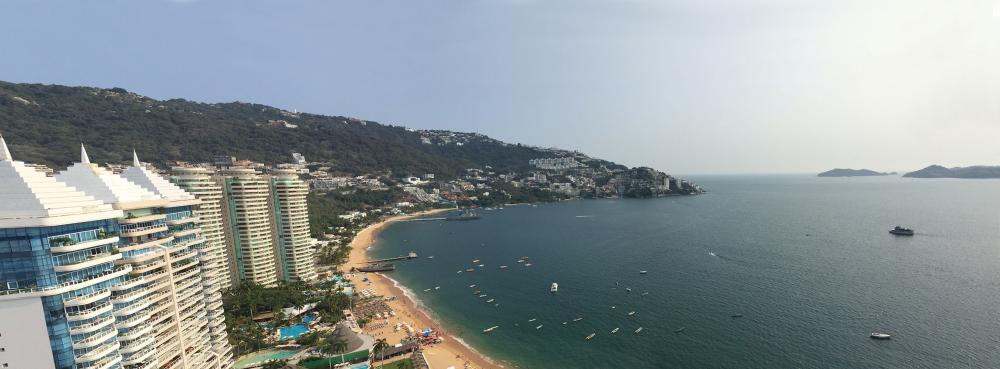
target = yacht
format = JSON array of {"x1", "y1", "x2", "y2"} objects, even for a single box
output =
[
  {"x1": 528, "y1": 318, "x2": 537, "y2": 322},
  {"x1": 889, "y1": 226, "x2": 914, "y2": 236},
  {"x1": 870, "y1": 332, "x2": 891, "y2": 339},
  {"x1": 486, "y1": 298, "x2": 495, "y2": 303},
  {"x1": 500, "y1": 265, "x2": 508, "y2": 269},
  {"x1": 628, "y1": 311, "x2": 636, "y2": 316},
  {"x1": 535, "y1": 325, "x2": 544, "y2": 330},
  {"x1": 634, "y1": 327, "x2": 643, "y2": 334},
  {"x1": 573, "y1": 317, "x2": 583, "y2": 322},
  {"x1": 625, "y1": 288, "x2": 632, "y2": 293},
  {"x1": 525, "y1": 263, "x2": 533, "y2": 267},
  {"x1": 550, "y1": 283, "x2": 559, "y2": 293},
  {"x1": 639, "y1": 270, "x2": 648, "y2": 274},
  {"x1": 610, "y1": 328, "x2": 620, "y2": 334},
  {"x1": 585, "y1": 333, "x2": 596, "y2": 340},
  {"x1": 483, "y1": 326, "x2": 499, "y2": 333}
]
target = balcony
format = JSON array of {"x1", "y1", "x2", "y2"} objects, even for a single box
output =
[
  {"x1": 74, "y1": 340, "x2": 120, "y2": 364},
  {"x1": 66, "y1": 302, "x2": 113, "y2": 322},
  {"x1": 54, "y1": 252, "x2": 122, "y2": 273},
  {"x1": 69, "y1": 314, "x2": 116, "y2": 335},
  {"x1": 118, "y1": 336, "x2": 154, "y2": 354},
  {"x1": 123, "y1": 347, "x2": 157, "y2": 365},
  {"x1": 119, "y1": 214, "x2": 166, "y2": 225},
  {"x1": 75, "y1": 354, "x2": 121, "y2": 369},
  {"x1": 50, "y1": 236, "x2": 121, "y2": 253},
  {"x1": 115, "y1": 312, "x2": 151, "y2": 330},
  {"x1": 119, "y1": 236, "x2": 173, "y2": 253},
  {"x1": 71, "y1": 327, "x2": 117, "y2": 350},
  {"x1": 63, "y1": 289, "x2": 111, "y2": 307},
  {"x1": 120, "y1": 224, "x2": 168, "y2": 238},
  {"x1": 117, "y1": 324, "x2": 153, "y2": 341},
  {"x1": 112, "y1": 288, "x2": 153, "y2": 304}
]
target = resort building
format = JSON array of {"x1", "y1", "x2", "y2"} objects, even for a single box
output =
[
  {"x1": 0, "y1": 137, "x2": 126, "y2": 369},
  {"x1": 169, "y1": 167, "x2": 233, "y2": 291},
  {"x1": 269, "y1": 169, "x2": 317, "y2": 282},
  {"x1": 215, "y1": 168, "x2": 279, "y2": 286},
  {"x1": 53, "y1": 145, "x2": 233, "y2": 369}
]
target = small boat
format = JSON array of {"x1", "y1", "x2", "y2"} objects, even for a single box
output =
[
  {"x1": 528, "y1": 318, "x2": 537, "y2": 322},
  {"x1": 423, "y1": 288, "x2": 431, "y2": 292},
  {"x1": 641, "y1": 292, "x2": 649, "y2": 296},
  {"x1": 639, "y1": 271, "x2": 648, "y2": 274},
  {"x1": 517, "y1": 260, "x2": 525, "y2": 263},
  {"x1": 500, "y1": 265, "x2": 508, "y2": 269},
  {"x1": 625, "y1": 288, "x2": 632, "y2": 293},
  {"x1": 585, "y1": 333, "x2": 596, "y2": 340},
  {"x1": 535, "y1": 325, "x2": 543, "y2": 330},
  {"x1": 478, "y1": 264, "x2": 485, "y2": 267},
  {"x1": 479, "y1": 294, "x2": 488, "y2": 298},
  {"x1": 473, "y1": 290, "x2": 481, "y2": 294},
  {"x1": 483, "y1": 326, "x2": 498, "y2": 333},
  {"x1": 456, "y1": 270, "x2": 463, "y2": 274},
  {"x1": 628, "y1": 311, "x2": 636, "y2": 316},
  {"x1": 731, "y1": 314, "x2": 743, "y2": 318},
  {"x1": 469, "y1": 284, "x2": 476, "y2": 288},
  {"x1": 889, "y1": 226, "x2": 914, "y2": 236},
  {"x1": 562, "y1": 321, "x2": 568, "y2": 325},
  {"x1": 434, "y1": 286, "x2": 440, "y2": 290},
  {"x1": 634, "y1": 327, "x2": 643, "y2": 334},
  {"x1": 427, "y1": 256, "x2": 435, "y2": 259},
  {"x1": 486, "y1": 299, "x2": 495, "y2": 303},
  {"x1": 525, "y1": 263, "x2": 533, "y2": 267},
  {"x1": 466, "y1": 269, "x2": 475, "y2": 272},
  {"x1": 520, "y1": 256, "x2": 529, "y2": 260},
  {"x1": 473, "y1": 259, "x2": 481, "y2": 263},
  {"x1": 573, "y1": 317, "x2": 583, "y2": 322},
  {"x1": 870, "y1": 332, "x2": 891, "y2": 339},
  {"x1": 611, "y1": 306, "x2": 616, "y2": 309},
  {"x1": 674, "y1": 327, "x2": 686, "y2": 333},
  {"x1": 610, "y1": 328, "x2": 620, "y2": 334},
  {"x1": 550, "y1": 283, "x2": 559, "y2": 293}
]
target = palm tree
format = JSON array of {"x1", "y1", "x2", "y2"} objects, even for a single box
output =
[
  {"x1": 373, "y1": 338, "x2": 389, "y2": 369},
  {"x1": 316, "y1": 338, "x2": 335, "y2": 369},
  {"x1": 333, "y1": 338, "x2": 349, "y2": 364}
]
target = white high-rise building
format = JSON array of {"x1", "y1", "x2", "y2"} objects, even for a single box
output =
[
  {"x1": 269, "y1": 169, "x2": 317, "y2": 282},
  {"x1": 216, "y1": 168, "x2": 279, "y2": 286}
]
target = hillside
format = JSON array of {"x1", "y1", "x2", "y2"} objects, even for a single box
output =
[
  {"x1": 0, "y1": 81, "x2": 626, "y2": 177},
  {"x1": 817, "y1": 168, "x2": 890, "y2": 177},
  {"x1": 903, "y1": 165, "x2": 1000, "y2": 179}
]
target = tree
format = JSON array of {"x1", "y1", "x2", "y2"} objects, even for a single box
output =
[
  {"x1": 373, "y1": 338, "x2": 390, "y2": 369},
  {"x1": 261, "y1": 360, "x2": 288, "y2": 369}
]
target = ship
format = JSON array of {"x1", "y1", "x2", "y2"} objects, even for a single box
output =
[
  {"x1": 447, "y1": 209, "x2": 481, "y2": 221},
  {"x1": 357, "y1": 263, "x2": 395, "y2": 272},
  {"x1": 550, "y1": 283, "x2": 559, "y2": 293},
  {"x1": 889, "y1": 226, "x2": 914, "y2": 236}
]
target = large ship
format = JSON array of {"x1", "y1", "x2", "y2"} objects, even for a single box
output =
[
  {"x1": 446, "y1": 209, "x2": 481, "y2": 221},
  {"x1": 889, "y1": 226, "x2": 914, "y2": 236}
]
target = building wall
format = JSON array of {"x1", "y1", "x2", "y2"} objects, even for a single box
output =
[{"x1": 0, "y1": 296, "x2": 58, "y2": 369}]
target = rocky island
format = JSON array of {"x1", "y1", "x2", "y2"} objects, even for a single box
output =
[
  {"x1": 817, "y1": 168, "x2": 891, "y2": 177},
  {"x1": 903, "y1": 165, "x2": 1000, "y2": 179}
]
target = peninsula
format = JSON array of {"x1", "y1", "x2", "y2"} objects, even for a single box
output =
[
  {"x1": 817, "y1": 168, "x2": 891, "y2": 177},
  {"x1": 903, "y1": 165, "x2": 1000, "y2": 179}
]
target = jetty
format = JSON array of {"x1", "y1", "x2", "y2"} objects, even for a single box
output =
[
  {"x1": 367, "y1": 251, "x2": 418, "y2": 264},
  {"x1": 358, "y1": 263, "x2": 396, "y2": 272}
]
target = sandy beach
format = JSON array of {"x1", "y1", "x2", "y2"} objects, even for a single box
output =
[{"x1": 346, "y1": 208, "x2": 503, "y2": 369}]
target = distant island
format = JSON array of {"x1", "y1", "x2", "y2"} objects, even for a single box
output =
[
  {"x1": 817, "y1": 168, "x2": 892, "y2": 177},
  {"x1": 903, "y1": 165, "x2": 1000, "y2": 179}
]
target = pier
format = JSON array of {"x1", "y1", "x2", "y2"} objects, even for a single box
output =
[{"x1": 367, "y1": 251, "x2": 419, "y2": 264}]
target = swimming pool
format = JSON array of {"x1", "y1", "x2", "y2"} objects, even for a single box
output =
[
  {"x1": 234, "y1": 350, "x2": 297, "y2": 369},
  {"x1": 278, "y1": 315, "x2": 316, "y2": 340}
]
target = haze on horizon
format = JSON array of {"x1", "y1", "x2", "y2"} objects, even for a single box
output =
[{"x1": 2, "y1": 0, "x2": 998, "y2": 175}]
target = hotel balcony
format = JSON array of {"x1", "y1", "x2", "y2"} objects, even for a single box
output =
[
  {"x1": 122, "y1": 347, "x2": 157, "y2": 365},
  {"x1": 120, "y1": 223, "x2": 169, "y2": 238},
  {"x1": 116, "y1": 312, "x2": 152, "y2": 330},
  {"x1": 75, "y1": 341, "x2": 121, "y2": 367},
  {"x1": 119, "y1": 235, "x2": 174, "y2": 253},
  {"x1": 118, "y1": 324, "x2": 153, "y2": 342},
  {"x1": 66, "y1": 302, "x2": 114, "y2": 322},
  {"x1": 118, "y1": 336, "x2": 154, "y2": 354},
  {"x1": 114, "y1": 299, "x2": 151, "y2": 317},
  {"x1": 69, "y1": 314, "x2": 116, "y2": 335},
  {"x1": 50, "y1": 236, "x2": 120, "y2": 253},
  {"x1": 63, "y1": 289, "x2": 112, "y2": 307},
  {"x1": 112, "y1": 288, "x2": 154, "y2": 304},
  {"x1": 75, "y1": 354, "x2": 122, "y2": 369},
  {"x1": 71, "y1": 328, "x2": 118, "y2": 350},
  {"x1": 54, "y1": 252, "x2": 122, "y2": 273},
  {"x1": 119, "y1": 214, "x2": 166, "y2": 225}
]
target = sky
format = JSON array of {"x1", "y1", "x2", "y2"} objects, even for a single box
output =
[{"x1": 1, "y1": 0, "x2": 998, "y2": 174}]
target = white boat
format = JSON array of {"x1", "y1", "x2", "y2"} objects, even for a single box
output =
[
  {"x1": 479, "y1": 294, "x2": 487, "y2": 298},
  {"x1": 611, "y1": 328, "x2": 619, "y2": 334},
  {"x1": 517, "y1": 259, "x2": 525, "y2": 263},
  {"x1": 528, "y1": 318, "x2": 537, "y2": 322},
  {"x1": 469, "y1": 284, "x2": 476, "y2": 288},
  {"x1": 639, "y1": 270, "x2": 648, "y2": 274},
  {"x1": 500, "y1": 265, "x2": 508, "y2": 269},
  {"x1": 525, "y1": 263, "x2": 533, "y2": 266},
  {"x1": 427, "y1": 256, "x2": 435, "y2": 259},
  {"x1": 634, "y1": 327, "x2": 643, "y2": 334},
  {"x1": 478, "y1": 264, "x2": 485, "y2": 267},
  {"x1": 456, "y1": 270, "x2": 463, "y2": 274},
  {"x1": 550, "y1": 283, "x2": 559, "y2": 293},
  {"x1": 870, "y1": 332, "x2": 891, "y2": 339},
  {"x1": 573, "y1": 317, "x2": 583, "y2": 322},
  {"x1": 434, "y1": 286, "x2": 440, "y2": 290},
  {"x1": 535, "y1": 325, "x2": 543, "y2": 330},
  {"x1": 625, "y1": 288, "x2": 632, "y2": 293},
  {"x1": 628, "y1": 311, "x2": 636, "y2": 316},
  {"x1": 473, "y1": 259, "x2": 481, "y2": 263},
  {"x1": 423, "y1": 288, "x2": 431, "y2": 292},
  {"x1": 483, "y1": 326, "x2": 499, "y2": 333},
  {"x1": 585, "y1": 333, "x2": 596, "y2": 340},
  {"x1": 641, "y1": 292, "x2": 649, "y2": 296},
  {"x1": 486, "y1": 299, "x2": 495, "y2": 303}
]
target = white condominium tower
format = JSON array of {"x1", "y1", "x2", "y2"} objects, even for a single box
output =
[
  {"x1": 215, "y1": 168, "x2": 279, "y2": 286},
  {"x1": 269, "y1": 169, "x2": 317, "y2": 282},
  {"x1": 168, "y1": 167, "x2": 233, "y2": 291},
  {"x1": 54, "y1": 145, "x2": 233, "y2": 369}
]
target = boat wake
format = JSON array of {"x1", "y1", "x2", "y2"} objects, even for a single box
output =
[{"x1": 708, "y1": 252, "x2": 717, "y2": 257}]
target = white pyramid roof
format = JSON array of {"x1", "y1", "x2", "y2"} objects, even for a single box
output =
[
  {"x1": 55, "y1": 145, "x2": 166, "y2": 209},
  {"x1": 0, "y1": 138, "x2": 122, "y2": 227},
  {"x1": 120, "y1": 150, "x2": 195, "y2": 201}
]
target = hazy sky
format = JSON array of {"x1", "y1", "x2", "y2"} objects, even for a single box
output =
[{"x1": 2, "y1": 0, "x2": 998, "y2": 174}]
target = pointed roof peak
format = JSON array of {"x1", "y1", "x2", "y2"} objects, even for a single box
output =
[
  {"x1": 0, "y1": 134, "x2": 11, "y2": 161},
  {"x1": 132, "y1": 149, "x2": 140, "y2": 167},
  {"x1": 81, "y1": 143, "x2": 91, "y2": 164}
]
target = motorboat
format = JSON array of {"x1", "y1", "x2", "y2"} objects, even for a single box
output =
[
  {"x1": 889, "y1": 226, "x2": 914, "y2": 236},
  {"x1": 870, "y1": 332, "x2": 891, "y2": 339}
]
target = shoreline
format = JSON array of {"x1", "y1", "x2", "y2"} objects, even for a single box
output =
[{"x1": 346, "y1": 208, "x2": 504, "y2": 369}]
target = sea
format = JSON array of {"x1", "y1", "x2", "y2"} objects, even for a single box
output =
[{"x1": 369, "y1": 174, "x2": 1000, "y2": 369}]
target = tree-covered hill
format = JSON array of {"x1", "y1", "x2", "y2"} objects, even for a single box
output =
[{"x1": 0, "y1": 81, "x2": 623, "y2": 177}]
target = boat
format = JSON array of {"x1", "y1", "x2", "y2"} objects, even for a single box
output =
[
  {"x1": 611, "y1": 328, "x2": 619, "y2": 334},
  {"x1": 447, "y1": 210, "x2": 481, "y2": 221},
  {"x1": 456, "y1": 270, "x2": 463, "y2": 274},
  {"x1": 573, "y1": 317, "x2": 583, "y2": 322},
  {"x1": 634, "y1": 327, "x2": 643, "y2": 334},
  {"x1": 625, "y1": 288, "x2": 632, "y2": 293},
  {"x1": 525, "y1": 263, "x2": 532, "y2": 267},
  {"x1": 473, "y1": 290, "x2": 481, "y2": 294},
  {"x1": 483, "y1": 326, "x2": 498, "y2": 333},
  {"x1": 466, "y1": 269, "x2": 475, "y2": 272},
  {"x1": 427, "y1": 256, "x2": 435, "y2": 259},
  {"x1": 639, "y1": 270, "x2": 648, "y2": 274},
  {"x1": 423, "y1": 288, "x2": 431, "y2": 292},
  {"x1": 641, "y1": 292, "x2": 649, "y2": 296},
  {"x1": 472, "y1": 259, "x2": 481, "y2": 263},
  {"x1": 479, "y1": 294, "x2": 488, "y2": 298},
  {"x1": 870, "y1": 332, "x2": 891, "y2": 339},
  {"x1": 550, "y1": 283, "x2": 559, "y2": 293},
  {"x1": 477, "y1": 264, "x2": 485, "y2": 267},
  {"x1": 562, "y1": 322, "x2": 568, "y2": 325},
  {"x1": 528, "y1": 318, "x2": 537, "y2": 322},
  {"x1": 585, "y1": 333, "x2": 596, "y2": 340},
  {"x1": 535, "y1": 325, "x2": 543, "y2": 330},
  {"x1": 889, "y1": 226, "x2": 914, "y2": 236},
  {"x1": 628, "y1": 311, "x2": 636, "y2": 316},
  {"x1": 674, "y1": 327, "x2": 686, "y2": 333},
  {"x1": 434, "y1": 286, "x2": 440, "y2": 290},
  {"x1": 731, "y1": 314, "x2": 743, "y2": 318},
  {"x1": 486, "y1": 299, "x2": 495, "y2": 303},
  {"x1": 500, "y1": 265, "x2": 508, "y2": 269},
  {"x1": 517, "y1": 260, "x2": 525, "y2": 263},
  {"x1": 469, "y1": 284, "x2": 476, "y2": 288}
]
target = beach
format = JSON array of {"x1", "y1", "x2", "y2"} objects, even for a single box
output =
[{"x1": 346, "y1": 208, "x2": 503, "y2": 369}]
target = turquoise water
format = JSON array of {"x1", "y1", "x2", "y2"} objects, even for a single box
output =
[
  {"x1": 234, "y1": 350, "x2": 298, "y2": 368},
  {"x1": 372, "y1": 175, "x2": 1000, "y2": 369},
  {"x1": 279, "y1": 315, "x2": 316, "y2": 340}
]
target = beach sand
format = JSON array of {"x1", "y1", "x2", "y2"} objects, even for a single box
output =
[{"x1": 346, "y1": 209, "x2": 503, "y2": 369}]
